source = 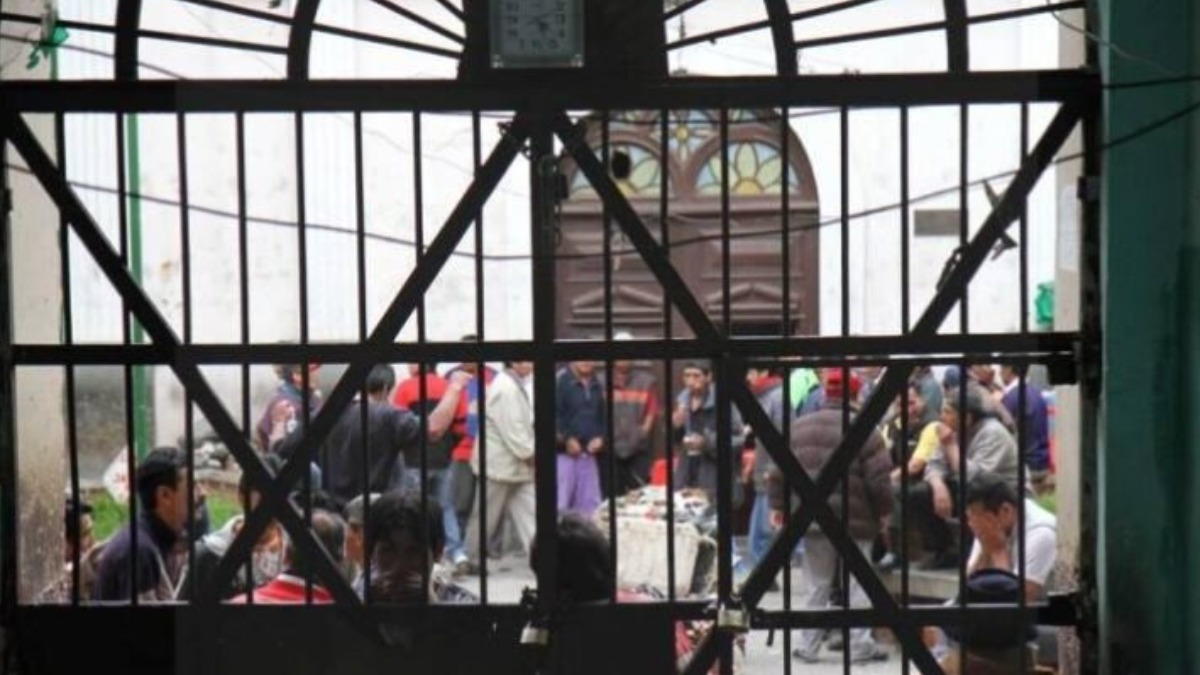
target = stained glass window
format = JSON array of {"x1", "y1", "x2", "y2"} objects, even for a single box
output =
[
  {"x1": 570, "y1": 143, "x2": 663, "y2": 198},
  {"x1": 695, "y1": 141, "x2": 798, "y2": 196}
]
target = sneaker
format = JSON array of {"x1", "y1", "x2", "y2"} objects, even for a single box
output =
[
  {"x1": 849, "y1": 646, "x2": 890, "y2": 664},
  {"x1": 875, "y1": 552, "x2": 901, "y2": 572},
  {"x1": 791, "y1": 648, "x2": 820, "y2": 664},
  {"x1": 826, "y1": 631, "x2": 844, "y2": 652},
  {"x1": 452, "y1": 557, "x2": 471, "y2": 578}
]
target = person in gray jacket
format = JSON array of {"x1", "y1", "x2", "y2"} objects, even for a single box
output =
[
  {"x1": 911, "y1": 384, "x2": 1020, "y2": 569},
  {"x1": 766, "y1": 368, "x2": 892, "y2": 664}
]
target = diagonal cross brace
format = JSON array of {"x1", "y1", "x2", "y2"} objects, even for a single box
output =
[
  {"x1": 680, "y1": 100, "x2": 1085, "y2": 675},
  {"x1": 724, "y1": 359, "x2": 942, "y2": 673},
  {"x1": 208, "y1": 114, "x2": 532, "y2": 600},
  {"x1": 1, "y1": 110, "x2": 358, "y2": 605},
  {"x1": 553, "y1": 113, "x2": 721, "y2": 345},
  {"x1": 552, "y1": 106, "x2": 944, "y2": 671}
]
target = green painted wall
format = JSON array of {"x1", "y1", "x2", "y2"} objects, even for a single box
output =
[{"x1": 1100, "y1": 0, "x2": 1199, "y2": 672}]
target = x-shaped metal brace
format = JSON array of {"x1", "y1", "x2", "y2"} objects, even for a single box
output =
[
  {"x1": 558, "y1": 100, "x2": 1085, "y2": 675},
  {"x1": 1, "y1": 109, "x2": 531, "y2": 614}
]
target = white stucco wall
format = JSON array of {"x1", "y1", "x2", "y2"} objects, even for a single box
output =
[{"x1": 22, "y1": 0, "x2": 1078, "y2": 447}]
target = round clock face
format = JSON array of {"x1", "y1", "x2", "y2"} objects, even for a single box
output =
[{"x1": 490, "y1": 0, "x2": 584, "y2": 68}]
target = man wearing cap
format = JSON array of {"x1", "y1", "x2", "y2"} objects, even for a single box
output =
[
  {"x1": 257, "y1": 362, "x2": 323, "y2": 453},
  {"x1": 671, "y1": 361, "x2": 745, "y2": 506},
  {"x1": 608, "y1": 332, "x2": 660, "y2": 497},
  {"x1": 766, "y1": 368, "x2": 892, "y2": 664}
]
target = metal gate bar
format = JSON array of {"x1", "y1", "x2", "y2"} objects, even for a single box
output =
[
  {"x1": 208, "y1": 114, "x2": 531, "y2": 602},
  {"x1": 1, "y1": 111, "x2": 358, "y2": 606},
  {"x1": 2, "y1": 91, "x2": 1098, "y2": 675},
  {"x1": 680, "y1": 100, "x2": 1087, "y2": 675},
  {"x1": 9, "y1": 333, "x2": 1083, "y2": 367},
  {"x1": 0, "y1": 72, "x2": 1099, "y2": 113}
]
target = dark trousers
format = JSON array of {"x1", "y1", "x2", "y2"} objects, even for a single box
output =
[
  {"x1": 903, "y1": 478, "x2": 963, "y2": 554},
  {"x1": 597, "y1": 451, "x2": 654, "y2": 498}
]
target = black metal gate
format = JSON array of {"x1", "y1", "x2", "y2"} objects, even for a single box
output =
[{"x1": 1, "y1": 2, "x2": 1100, "y2": 674}]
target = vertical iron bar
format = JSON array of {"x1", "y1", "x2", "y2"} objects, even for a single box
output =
[
  {"x1": 1017, "y1": 367, "x2": 1028, "y2": 675},
  {"x1": 719, "y1": 109, "x2": 731, "y2": 338},
  {"x1": 900, "y1": 106, "x2": 911, "y2": 334},
  {"x1": 779, "y1": 105, "x2": 793, "y2": 675},
  {"x1": 959, "y1": 102, "x2": 973, "y2": 675},
  {"x1": 715, "y1": 361, "x2": 734, "y2": 675},
  {"x1": 782, "y1": 364, "x2": 793, "y2": 675},
  {"x1": 840, "y1": 107, "x2": 850, "y2": 340},
  {"x1": 899, "y1": 371, "x2": 911, "y2": 674},
  {"x1": 959, "y1": 103, "x2": 969, "y2": 333},
  {"x1": 177, "y1": 112, "x2": 196, "y2": 609},
  {"x1": 56, "y1": 112, "x2": 83, "y2": 606},
  {"x1": 530, "y1": 113, "x2": 560, "y2": 620},
  {"x1": 235, "y1": 111, "x2": 253, "y2": 605},
  {"x1": 1078, "y1": 91, "x2": 1102, "y2": 675},
  {"x1": 354, "y1": 111, "x2": 371, "y2": 605},
  {"x1": 600, "y1": 111, "x2": 618, "y2": 601},
  {"x1": 413, "y1": 110, "x2": 431, "y2": 603},
  {"x1": 780, "y1": 107, "x2": 791, "y2": 337},
  {"x1": 0, "y1": 121, "x2": 19, "y2": 646},
  {"x1": 839, "y1": 107, "x2": 851, "y2": 675},
  {"x1": 899, "y1": 106, "x2": 912, "y2": 675},
  {"x1": 1019, "y1": 105, "x2": 1031, "y2": 335},
  {"x1": 957, "y1": 359, "x2": 968, "y2": 672},
  {"x1": 295, "y1": 111, "x2": 313, "y2": 604},
  {"x1": 472, "y1": 110, "x2": 488, "y2": 605},
  {"x1": 659, "y1": 108, "x2": 676, "y2": 603},
  {"x1": 716, "y1": 107, "x2": 733, "y2": 675},
  {"x1": 117, "y1": 112, "x2": 139, "y2": 606}
]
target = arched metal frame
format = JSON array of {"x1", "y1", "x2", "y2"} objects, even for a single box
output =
[
  {"x1": 0, "y1": 2, "x2": 1100, "y2": 674},
  {"x1": 2, "y1": 0, "x2": 1084, "y2": 83}
]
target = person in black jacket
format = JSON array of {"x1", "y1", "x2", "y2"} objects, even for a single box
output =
[{"x1": 93, "y1": 447, "x2": 190, "y2": 602}]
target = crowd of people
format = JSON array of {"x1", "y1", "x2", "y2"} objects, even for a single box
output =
[{"x1": 40, "y1": 341, "x2": 1059, "y2": 671}]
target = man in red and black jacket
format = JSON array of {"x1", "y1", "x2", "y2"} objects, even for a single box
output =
[{"x1": 393, "y1": 362, "x2": 471, "y2": 570}]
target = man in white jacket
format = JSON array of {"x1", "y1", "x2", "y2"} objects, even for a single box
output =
[{"x1": 464, "y1": 361, "x2": 536, "y2": 571}]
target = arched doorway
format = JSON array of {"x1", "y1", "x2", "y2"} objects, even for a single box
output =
[{"x1": 556, "y1": 109, "x2": 820, "y2": 340}]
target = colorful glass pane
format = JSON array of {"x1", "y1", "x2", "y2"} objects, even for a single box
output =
[{"x1": 697, "y1": 141, "x2": 799, "y2": 196}]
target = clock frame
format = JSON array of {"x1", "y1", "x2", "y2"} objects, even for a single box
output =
[{"x1": 489, "y1": 0, "x2": 585, "y2": 70}]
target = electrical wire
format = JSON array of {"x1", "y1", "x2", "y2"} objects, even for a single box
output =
[
  {"x1": 1042, "y1": 0, "x2": 1181, "y2": 77},
  {"x1": 6, "y1": 92, "x2": 1197, "y2": 263}
]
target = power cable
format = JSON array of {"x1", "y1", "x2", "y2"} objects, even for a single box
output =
[{"x1": 6, "y1": 93, "x2": 1198, "y2": 262}]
